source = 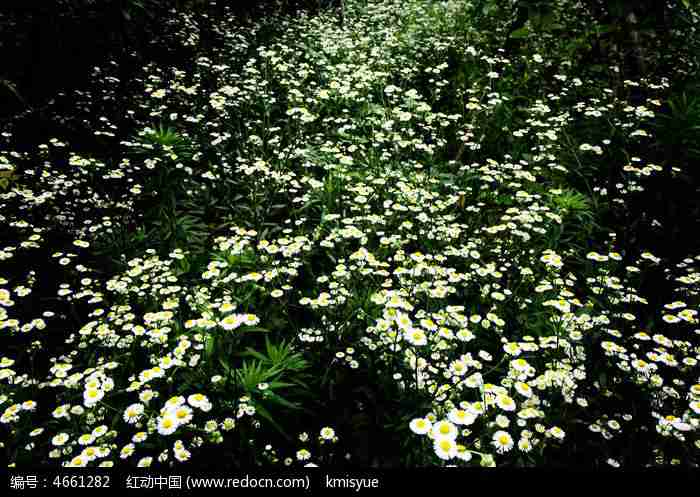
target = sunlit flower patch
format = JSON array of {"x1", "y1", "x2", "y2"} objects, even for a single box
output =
[{"x1": 0, "y1": 0, "x2": 699, "y2": 469}]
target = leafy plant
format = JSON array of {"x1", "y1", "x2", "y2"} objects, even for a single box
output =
[
  {"x1": 547, "y1": 188, "x2": 600, "y2": 250},
  {"x1": 652, "y1": 91, "x2": 700, "y2": 163},
  {"x1": 141, "y1": 123, "x2": 192, "y2": 155},
  {"x1": 0, "y1": 168, "x2": 18, "y2": 191},
  {"x1": 233, "y1": 338, "x2": 312, "y2": 438}
]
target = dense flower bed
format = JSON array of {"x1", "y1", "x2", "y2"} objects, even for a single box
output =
[{"x1": 1, "y1": 0, "x2": 699, "y2": 468}]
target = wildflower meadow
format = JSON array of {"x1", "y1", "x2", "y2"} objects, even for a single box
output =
[{"x1": 1, "y1": 0, "x2": 699, "y2": 469}]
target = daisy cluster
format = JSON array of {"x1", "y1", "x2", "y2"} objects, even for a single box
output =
[{"x1": 1, "y1": 0, "x2": 699, "y2": 468}]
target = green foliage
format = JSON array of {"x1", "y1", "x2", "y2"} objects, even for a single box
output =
[
  {"x1": 653, "y1": 91, "x2": 700, "y2": 162},
  {"x1": 2, "y1": 0, "x2": 700, "y2": 471},
  {"x1": 140, "y1": 123, "x2": 193, "y2": 159},
  {"x1": 547, "y1": 189, "x2": 600, "y2": 250},
  {"x1": 0, "y1": 168, "x2": 18, "y2": 191},
  {"x1": 550, "y1": 188, "x2": 592, "y2": 213},
  {"x1": 233, "y1": 338, "x2": 311, "y2": 437}
]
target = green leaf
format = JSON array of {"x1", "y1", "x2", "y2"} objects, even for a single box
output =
[
  {"x1": 242, "y1": 348, "x2": 268, "y2": 362},
  {"x1": 204, "y1": 335, "x2": 216, "y2": 360},
  {"x1": 595, "y1": 24, "x2": 617, "y2": 35},
  {"x1": 265, "y1": 392, "x2": 300, "y2": 410},
  {"x1": 290, "y1": 378, "x2": 311, "y2": 391},
  {"x1": 254, "y1": 403, "x2": 290, "y2": 439},
  {"x1": 217, "y1": 356, "x2": 231, "y2": 375},
  {"x1": 241, "y1": 326, "x2": 270, "y2": 333},
  {"x1": 509, "y1": 27, "x2": 529, "y2": 39},
  {"x1": 268, "y1": 381, "x2": 296, "y2": 389}
]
